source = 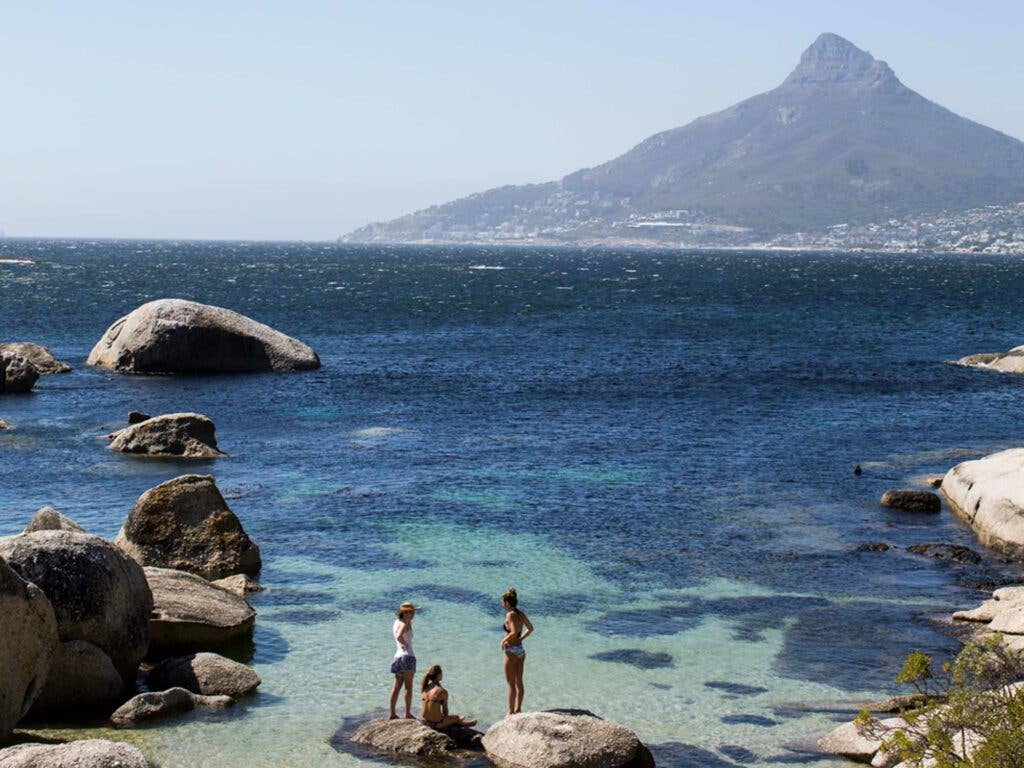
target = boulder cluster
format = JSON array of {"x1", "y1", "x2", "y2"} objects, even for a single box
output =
[
  {"x1": 0, "y1": 475, "x2": 263, "y2": 761},
  {"x1": 341, "y1": 710, "x2": 654, "y2": 768}
]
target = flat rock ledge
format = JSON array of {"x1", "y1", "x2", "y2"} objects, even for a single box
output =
[
  {"x1": 107, "y1": 413, "x2": 224, "y2": 459},
  {"x1": 148, "y1": 652, "x2": 260, "y2": 697},
  {"x1": 481, "y1": 710, "x2": 654, "y2": 768},
  {"x1": 957, "y1": 345, "x2": 1024, "y2": 374},
  {"x1": 110, "y1": 687, "x2": 232, "y2": 728},
  {"x1": 941, "y1": 448, "x2": 1024, "y2": 556},
  {"x1": 0, "y1": 343, "x2": 71, "y2": 375},
  {"x1": 953, "y1": 584, "x2": 1024, "y2": 652},
  {"x1": 817, "y1": 718, "x2": 909, "y2": 767},
  {"x1": 0, "y1": 739, "x2": 149, "y2": 768},
  {"x1": 145, "y1": 567, "x2": 256, "y2": 653},
  {"x1": 87, "y1": 298, "x2": 320, "y2": 374}
]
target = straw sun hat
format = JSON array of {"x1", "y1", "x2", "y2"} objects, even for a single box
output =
[{"x1": 395, "y1": 602, "x2": 420, "y2": 618}]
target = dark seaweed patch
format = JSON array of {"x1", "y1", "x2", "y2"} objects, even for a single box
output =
[
  {"x1": 720, "y1": 713, "x2": 777, "y2": 727},
  {"x1": 589, "y1": 649, "x2": 674, "y2": 669},
  {"x1": 704, "y1": 681, "x2": 768, "y2": 696},
  {"x1": 267, "y1": 608, "x2": 341, "y2": 625},
  {"x1": 719, "y1": 745, "x2": 758, "y2": 763},
  {"x1": 648, "y1": 742, "x2": 740, "y2": 767}
]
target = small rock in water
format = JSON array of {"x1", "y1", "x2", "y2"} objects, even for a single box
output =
[
  {"x1": 0, "y1": 418, "x2": 10, "y2": 430},
  {"x1": 854, "y1": 464, "x2": 863, "y2": 476},
  {"x1": 922, "y1": 474, "x2": 945, "y2": 488},
  {"x1": 108, "y1": 412, "x2": 224, "y2": 458},
  {"x1": 0, "y1": 342, "x2": 72, "y2": 374},
  {"x1": 343, "y1": 718, "x2": 460, "y2": 759},
  {"x1": 0, "y1": 352, "x2": 39, "y2": 394},
  {"x1": 148, "y1": 652, "x2": 261, "y2": 697},
  {"x1": 856, "y1": 541, "x2": 893, "y2": 552},
  {"x1": 128, "y1": 411, "x2": 151, "y2": 424},
  {"x1": 907, "y1": 542, "x2": 982, "y2": 564},
  {"x1": 110, "y1": 687, "x2": 232, "y2": 727},
  {"x1": 880, "y1": 489, "x2": 941, "y2": 513},
  {"x1": 210, "y1": 573, "x2": 264, "y2": 596}
]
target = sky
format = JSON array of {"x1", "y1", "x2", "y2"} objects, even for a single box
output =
[{"x1": 1, "y1": 1, "x2": 1022, "y2": 241}]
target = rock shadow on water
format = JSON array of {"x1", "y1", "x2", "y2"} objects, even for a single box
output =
[
  {"x1": 704, "y1": 681, "x2": 769, "y2": 697},
  {"x1": 589, "y1": 649, "x2": 674, "y2": 669},
  {"x1": 214, "y1": 623, "x2": 290, "y2": 666},
  {"x1": 720, "y1": 713, "x2": 777, "y2": 727},
  {"x1": 265, "y1": 607, "x2": 341, "y2": 625}
]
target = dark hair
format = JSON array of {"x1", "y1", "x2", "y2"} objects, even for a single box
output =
[
  {"x1": 421, "y1": 664, "x2": 442, "y2": 692},
  {"x1": 502, "y1": 587, "x2": 519, "y2": 611}
]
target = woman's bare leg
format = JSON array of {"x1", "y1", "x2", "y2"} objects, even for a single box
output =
[
  {"x1": 504, "y1": 652, "x2": 516, "y2": 715},
  {"x1": 514, "y1": 655, "x2": 526, "y2": 714},
  {"x1": 389, "y1": 676, "x2": 402, "y2": 719},
  {"x1": 403, "y1": 671, "x2": 415, "y2": 718}
]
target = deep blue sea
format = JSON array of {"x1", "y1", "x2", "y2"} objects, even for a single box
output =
[{"x1": 3, "y1": 239, "x2": 1024, "y2": 767}]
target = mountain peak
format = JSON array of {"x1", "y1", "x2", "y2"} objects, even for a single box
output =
[{"x1": 784, "y1": 33, "x2": 898, "y2": 87}]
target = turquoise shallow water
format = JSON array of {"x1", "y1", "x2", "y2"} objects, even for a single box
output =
[{"x1": 4, "y1": 240, "x2": 1024, "y2": 766}]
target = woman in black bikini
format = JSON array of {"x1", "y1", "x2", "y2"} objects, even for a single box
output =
[
  {"x1": 500, "y1": 587, "x2": 533, "y2": 716},
  {"x1": 420, "y1": 665, "x2": 477, "y2": 730}
]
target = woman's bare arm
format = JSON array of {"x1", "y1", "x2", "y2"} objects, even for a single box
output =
[{"x1": 519, "y1": 611, "x2": 534, "y2": 641}]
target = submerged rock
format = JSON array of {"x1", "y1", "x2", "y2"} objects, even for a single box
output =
[
  {"x1": 116, "y1": 475, "x2": 260, "y2": 579},
  {"x1": 0, "y1": 739, "x2": 149, "y2": 768},
  {"x1": 942, "y1": 448, "x2": 1024, "y2": 556},
  {"x1": 906, "y1": 542, "x2": 981, "y2": 564},
  {"x1": 87, "y1": 298, "x2": 320, "y2": 373},
  {"x1": 0, "y1": 555, "x2": 58, "y2": 743},
  {"x1": 145, "y1": 567, "x2": 256, "y2": 653},
  {"x1": 23, "y1": 507, "x2": 85, "y2": 534},
  {"x1": 0, "y1": 343, "x2": 71, "y2": 374},
  {"x1": 110, "y1": 687, "x2": 232, "y2": 727},
  {"x1": 856, "y1": 542, "x2": 894, "y2": 552},
  {"x1": 148, "y1": 652, "x2": 260, "y2": 697},
  {"x1": 348, "y1": 718, "x2": 459, "y2": 760},
  {"x1": 880, "y1": 490, "x2": 941, "y2": 513},
  {"x1": 0, "y1": 353, "x2": 38, "y2": 394},
  {"x1": 481, "y1": 710, "x2": 654, "y2": 768},
  {"x1": 0, "y1": 532, "x2": 152, "y2": 713},
  {"x1": 107, "y1": 413, "x2": 224, "y2": 458}
]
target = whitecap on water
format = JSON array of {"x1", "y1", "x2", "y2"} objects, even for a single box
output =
[
  {"x1": 467, "y1": 264, "x2": 506, "y2": 270},
  {"x1": 0, "y1": 258, "x2": 35, "y2": 265},
  {"x1": 349, "y1": 426, "x2": 409, "y2": 438}
]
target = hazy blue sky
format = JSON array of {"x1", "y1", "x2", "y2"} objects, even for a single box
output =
[{"x1": 2, "y1": 1, "x2": 1022, "y2": 240}]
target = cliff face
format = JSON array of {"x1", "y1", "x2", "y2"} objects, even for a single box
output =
[{"x1": 344, "y1": 34, "x2": 1024, "y2": 245}]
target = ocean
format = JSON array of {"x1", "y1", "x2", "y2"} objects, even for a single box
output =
[{"x1": 2, "y1": 239, "x2": 1023, "y2": 767}]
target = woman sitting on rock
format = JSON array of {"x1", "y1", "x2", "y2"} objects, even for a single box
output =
[
  {"x1": 420, "y1": 665, "x2": 477, "y2": 730},
  {"x1": 389, "y1": 602, "x2": 418, "y2": 719}
]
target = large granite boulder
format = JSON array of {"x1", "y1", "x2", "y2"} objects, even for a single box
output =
[
  {"x1": 148, "y1": 652, "x2": 260, "y2": 697},
  {"x1": 23, "y1": 508, "x2": 85, "y2": 535},
  {"x1": 349, "y1": 718, "x2": 458, "y2": 760},
  {"x1": 481, "y1": 710, "x2": 654, "y2": 768},
  {"x1": 0, "y1": 343, "x2": 71, "y2": 375},
  {"x1": 107, "y1": 413, "x2": 224, "y2": 459},
  {"x1": 87, "y1": 299, "x2": 320, "y2": 374},
  {"x1": 109, "y1": 687, "x2": 231, "y2": 728},
  {"x1": 116, "y1": 475, "x2": 260, "y2": 579},
  {"x1": 957, "y1": 345, "x2": 1024, "y2": 374},
  {"x1": 0, "y1": 354, "x2": 38, "y2": 394},
  {"x1": 0, "y1": 556, "x2": 58, "y2": 743},
  {"x1": 29, "y1": 641, "x2": 123, "y2": 715},
  {"x1": 145, "y1": 567, "x2": 256, "y2": 653},
  {"x1": 941, "y1": 448, "x2": 1024, "y2": 556},
  {"x1": 0, "y1": 532, "x2": 152, "y2": 712},
  {"x1": 0, "y1": 740, "x2": 149, "y2": 768}
]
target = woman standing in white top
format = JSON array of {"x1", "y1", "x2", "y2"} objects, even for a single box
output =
[{"x1": 389, "y1": 601, "x2": 418, "y2": 719}]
